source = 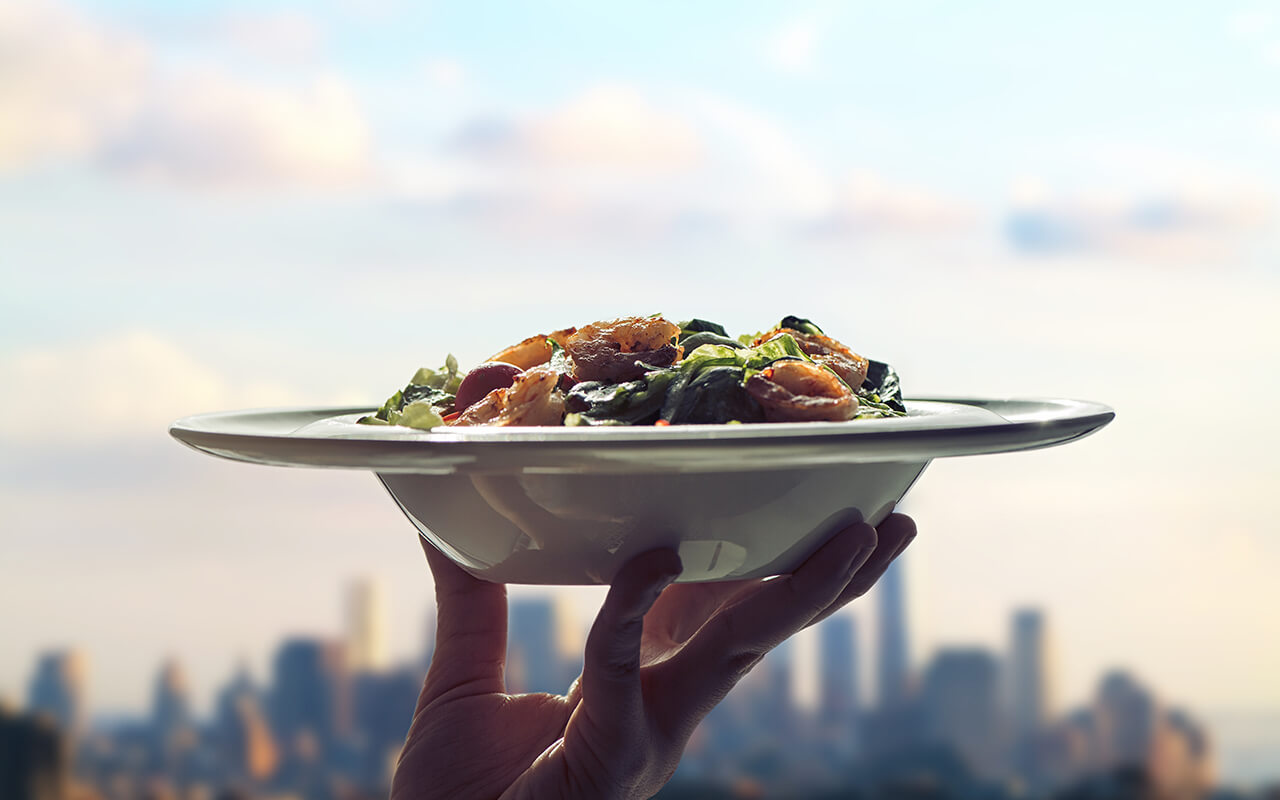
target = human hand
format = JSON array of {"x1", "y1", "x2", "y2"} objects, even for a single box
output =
[{"x1": 391, "y1": 513, "x2": 916, "y2": 800}]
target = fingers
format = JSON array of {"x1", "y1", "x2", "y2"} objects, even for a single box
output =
[
  {"x1": 809, "y1": 513, "x2": 916, "y2": 627},
  {"x1": 581, "y1": 549, "x2": 683, "y2": 728},
  {"x1": 418, "y1": 536, "x2": 509, "y2": 704},
  {"x1": 663, "y1": 522, "x2": 878, "y2": 711}
]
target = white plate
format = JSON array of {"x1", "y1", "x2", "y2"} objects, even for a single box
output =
[
  {"x1": 169, "y1": 398, "x2": 1114, "y2": 584},
  {"x1": 169, "y1": 398, "x2": 1113, "y2": 474}
]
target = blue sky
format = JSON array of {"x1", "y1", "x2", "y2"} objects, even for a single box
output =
[{"x1": 2, "y1": 0, "x2": 1279, "y2": 781}]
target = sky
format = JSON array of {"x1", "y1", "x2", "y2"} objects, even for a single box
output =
[{"x1": 2, "y1": 0, "x2": 1279, "y2": 781}]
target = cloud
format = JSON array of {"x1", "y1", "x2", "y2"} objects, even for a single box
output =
[
  {"x1": 451, "y1": 85, "x2": 701, "y2": 170},
  {"x1": 100, "y1": 72, "x2": 372, "y2": 188},
  {"x1": 803, "y1": 170, "x2": 974, "y2": 236},
  {"x1": 0, "y1": 0, "x2": 372, "y2": 189},
  {"x1": 412, "y1": 86, "x2": 977, "y2": 241},
  {"x1": 0, "y1": 0, "x2": 148, "y2": 170},
  {"x1": 0, "y1": 333, "x2": 300, "y2": 443},
  {"x1": 1004, "y1": 180, "x2": 1273, "y2": 259}
]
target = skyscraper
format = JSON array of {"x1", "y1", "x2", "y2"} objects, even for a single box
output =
[
  {"x1": 270, "y1": 639, "x2": 351, "y2": 755},
  {"x1": 215, "y1": 665, "x2": 279, "y2": 783},
  {"x1": 1010, "y1": 609, "x2": 1051, "y2": 737},
  {"x1": 151, "y1": 658, "x2": 196, "y2": 769},
  {"x1": 876, "y1": 559, "x2": 910, "y2": 709},
  {"x1": 347, "y1": 578, "x2": 389, "y2": 673},
  {"x1": 507, "y1": 597, "x2": 564, "y2": 695},
  {"x1": 152, "y1": 659, "x2": 193, "y2": 738},
  {"x1": 1009, "y1": 609, "x2": 1052, "y2": 786},
  {"x1": 1095, "y1": 670, "x2": 1158, "y2": 769},
  {"x1": 26, "y1": 650, "x2": 87, "y2": 740},
  {"x1": 0, "y1": 708, "x2": 68, "y2": 800},
  {"x1": 920, "y1": 648, "x2": 1005, "y2": 779},
  {"x1": 818, "y1": 614, "x2": 859, "y2": 727}
]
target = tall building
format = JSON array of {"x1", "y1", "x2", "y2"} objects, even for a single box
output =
[
  {"x1": 920, "y1": 647, "x2": 1005, "y2": 779},
  {"x1": 1158, "y1": 708, "x2": 1214, "y2": 796},
  {"x1": 215, "y1": 665, "x2": 279, "y2": 783},
  {"x1": 876, "y1": 559, "x2": 910, "y2": 709},
  {"x1": 1009, "y1": 609, "x2": 1052, "y2": 787},
  {"x1": 353, "y1": 667, "x2": 424, "y2": 789},
  {"x1": 270, "y1": 639, "x2": 351, "y2": 755},
  {"x1": 818, "y1": 614, "x2": 859, "y2": 727},
  {"x1": 0, "y1": 708, "x2": 68, "y2": 800},
  {"x1": 152, "y1": 659, "x2": 193, "y2": 737},
  {"x1": 507, "y1": 597, "x2": 565, "y2": 695},
  {"x1": 26, "y1": 650, "x2": 87, "y2": 740},
  {"x1": 1095, "y1": 670, "x2": 1158, "y2": 769},
  {"x1": 151, "y1": 659, "x2": 196, "y2": 769},
  {"x1": 1009, "y1": 609, "x2": 1051, "y2": 738},
  {"x1": 347, "y1": 578, "x2": 389, "y2": 673}
]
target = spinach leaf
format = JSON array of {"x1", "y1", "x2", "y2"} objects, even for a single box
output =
[
  {"x1": 660, "y1": 366, "x2": 764, "y2": 425},
  {"x1": 779, "y1": 315, "x2": 825, "y2": 335},
  {"x1": 681, "y1": 331, "x2": 746, "y2": 351},
  {"x1": 564, "y1": 370, "x2": 680, "y2": 425},
  {"x1": 859, "y1": 359, "x2": 906, "y2": 414},
  {"x1": 676, "y1": 318, "x2": 729, "y2": 342}
]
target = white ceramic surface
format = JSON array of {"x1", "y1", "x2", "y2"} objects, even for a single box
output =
[{"x1": 170, "y1": 398, "x2": 1113, "y2": 584}]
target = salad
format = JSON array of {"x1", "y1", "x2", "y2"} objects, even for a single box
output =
[{"x1": 358, "y1": 315, "x2": 905, "y2": 430}]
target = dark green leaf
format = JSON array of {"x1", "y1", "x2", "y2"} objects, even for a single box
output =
[{"x1": 779, "y1": 315, "x2": 824, "y2": 335}]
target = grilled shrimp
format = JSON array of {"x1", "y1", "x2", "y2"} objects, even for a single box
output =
[
  {"x1": 487, "y1": 328, "x2": 577, "y2": 370},
  {"x1": 753, "y1": 328, "x2": 869, "y2": 390},
  {"x1": 566, "y1": 316, "x2": 682, "y2": 382},
  {"x1": 451, "y1": 365, "x2": 565, "y2": 427},
  {"x1": 744, "y1": 359, "x2": 857, "y2": 422}
]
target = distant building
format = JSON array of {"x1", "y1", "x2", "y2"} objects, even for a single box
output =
[
  {"x1": 1009, "y1": 609, "x2": 1053, "y2": 787},
  {"x1": 1154, "y1": 708, "x2": 1215, "y2": 799},
  {"x1": 507, "y1": 597, "x2": 565, "y2": 695},
  {"x1": 150, "y1": 659, "x2": 197, "y2": 772},
  {"x1": 0, "y1": 708, "x2": 69, "y2": 800},
  {"x1": 26, "y1": 650, "x2": 88, "y2": 741},
  {"x1": 353, "y1": 667, "x2": 423, "y2": 790},
  {"x1": 1010, "y1": 609, "x2": 1051, "y2": 737},
  {"x1": 347, "y1": 578, "x2": 389, "y2": 673},
  {"x1": 215, "y1": 665, "x2": 278, "y2": 784},
  {"x1": 876, "y1": 560, "x2": 911, "y2": 710},
  {"x1": 1095, "y1": 670, "x2": 1158, "y2": 769},
  {"x1": 269, "y1": 639, "x2": 351, "y2": 757},
  {"x1": 818, "y1": 614, "x2": 860, "y2": 728},
  {"x1": 920, "y1": 648, "x2": 1005, "y2": 779}
]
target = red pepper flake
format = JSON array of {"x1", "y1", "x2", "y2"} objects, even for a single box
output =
[
  {"x1": 654, "y1": 419, "x2": 671, "y2": 427},
  {"x1": 762, "y1": 368, "x2": 774, "y2": 380},
  {"x1": 442, "y1": 411, "x2": 461, "y2": 422}
]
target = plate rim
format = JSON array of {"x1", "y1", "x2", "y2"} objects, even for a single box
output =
[{"x1": 168, "y1": 397, "x2": 1115, "y2": 472}]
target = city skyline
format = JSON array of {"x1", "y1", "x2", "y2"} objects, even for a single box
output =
[{"x1": 14, "y1": 559, "x2": 1275, "y2": 793}]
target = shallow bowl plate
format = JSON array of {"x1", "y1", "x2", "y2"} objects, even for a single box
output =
[{"x1": 170, "y1": 398, "x2": 1112, "y2": 584}]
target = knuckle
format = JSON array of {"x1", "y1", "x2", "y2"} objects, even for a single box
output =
[{"x1": 726, "y1": 650, "x2": 765, "y2": 678}]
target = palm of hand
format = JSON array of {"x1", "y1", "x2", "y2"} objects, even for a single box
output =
[
  {"x1": 394, "y1": 513, "x2": 916, "y2": 800},
  {"x1": 395, "y1": 690, "x2": 572, "y2": 800}
]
